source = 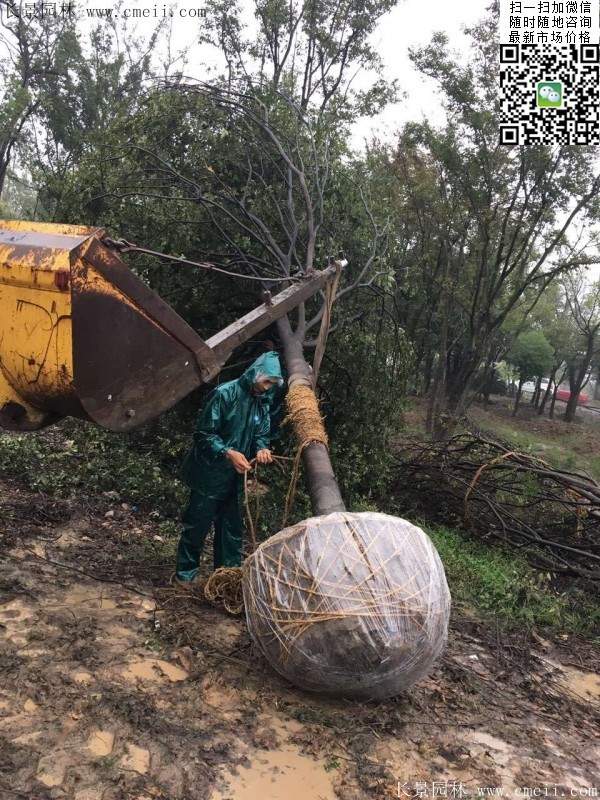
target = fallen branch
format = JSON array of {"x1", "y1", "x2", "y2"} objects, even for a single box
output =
[{"x1": 393, "y1": 432, "x2": 600, "y2": 586}]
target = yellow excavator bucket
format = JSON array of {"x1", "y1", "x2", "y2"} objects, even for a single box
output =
[
  {"x1": 0, "y1": 219, "x2": 340, "y2": 434},
  {"x1": 0, "y1": 220, "x2": 220, "y2": 432}
]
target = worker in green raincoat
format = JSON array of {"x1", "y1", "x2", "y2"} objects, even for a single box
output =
[{"x1": 173, "y1": 351, "x2": 284, "y2": 584}]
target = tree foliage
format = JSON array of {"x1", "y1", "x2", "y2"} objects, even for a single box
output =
[
  {"x1": 2, "y1": 0, "x2": 600, "y2": 503},
  {"x1": 369, "y1": 11, "x2": 600, "y2": 435},
  {"x1": 508, "y1": 330, "x2": 554, "y2": 384}
]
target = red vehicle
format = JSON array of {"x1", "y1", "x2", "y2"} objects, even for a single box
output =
[{"x1": 555, "y1": 389, "x2": 589, "y2": 406}]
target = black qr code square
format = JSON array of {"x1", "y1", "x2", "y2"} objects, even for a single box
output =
[
  {"x1": 500, "y1": 44, "x2": 520, "y2": 63},
  {"x1": 499, "y1": 44, "x2": 600, "y2": 145}
]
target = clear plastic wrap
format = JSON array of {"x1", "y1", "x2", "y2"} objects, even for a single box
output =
[{"x1": 242, "y1": 511, "x2": 451, "y2": 700}]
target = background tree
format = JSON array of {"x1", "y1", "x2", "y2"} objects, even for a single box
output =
[
  {"x1": 562, "y1": 274, "x2": 600, "y2": 422},
  {"x1": 382, "y1": 11, "x2": 600, "y2": 437},
  {"x1": 0, "y1": 0, "x2": 79, "y2": 195},
  {"x1": 536, "y1": 301, "x2": 573, "y2": 417},
  {"x1": 200, "y1": 0, "x2": 399, "y2": 115},
  {"x1": 28, "y1": 18, "x2": 170, "y2": 221},
  {"x1": 507, "y1": 330, "x2": 554, "y2": 417}
]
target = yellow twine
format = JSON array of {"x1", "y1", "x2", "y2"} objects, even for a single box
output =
[
  {"x1": 282, "y1": 383, "x2": 328, "y2": 449},
  {"x1": 281, "y1": 383, "x2": 329, "y2": 528},
  {"x1": 203, "y1": 567, "x2": 244, "y2": 615}
]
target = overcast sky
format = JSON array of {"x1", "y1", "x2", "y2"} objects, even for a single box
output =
[{"x1": 348, "y1": 0, "x2": 486, "y2": 146}]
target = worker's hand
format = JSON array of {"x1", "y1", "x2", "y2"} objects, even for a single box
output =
[
  {"x1": 225, "y1": 449, "x2": 252, "y2": 474},
  {"x1": 256, "y1": 448, "x2": 273, "y2": 465}
]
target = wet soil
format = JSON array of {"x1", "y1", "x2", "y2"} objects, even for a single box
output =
[{"x1": 0, "y1": 478, "x2": 598, "y2": 800}]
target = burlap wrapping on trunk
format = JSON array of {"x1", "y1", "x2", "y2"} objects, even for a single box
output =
[{"x1": 242, "y1": 511, "x2": 451, "y2": 700}]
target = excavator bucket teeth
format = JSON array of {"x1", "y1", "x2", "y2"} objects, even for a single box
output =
[{"x1": 0, "y1": 220, "x2": 218, "y2": 432}]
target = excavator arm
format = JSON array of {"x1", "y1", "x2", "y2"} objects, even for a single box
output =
[{"x1": 0, "y1": 220, "x2": 338, "y2": 432}]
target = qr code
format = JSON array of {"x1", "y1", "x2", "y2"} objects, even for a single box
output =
[{"x1": 499, "y1": 43, "x2": 600, "y2": 144}]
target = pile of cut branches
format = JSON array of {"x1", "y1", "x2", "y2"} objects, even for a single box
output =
[{"x1": 393, "y1": 433, "x2": 600, "y2": 585}]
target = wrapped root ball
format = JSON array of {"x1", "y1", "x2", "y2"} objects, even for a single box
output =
[{"x1": 242, "y1": 511, "x2": 451, "y2": 700}]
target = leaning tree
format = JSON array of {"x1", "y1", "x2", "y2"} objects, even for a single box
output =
[{"x1": 132, "y1": 80, "x2": 391, "y2": 515}]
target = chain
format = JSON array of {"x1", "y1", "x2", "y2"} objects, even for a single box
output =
[{"x1": 102, "y1": 237, "x2": 301, "y2": 283}]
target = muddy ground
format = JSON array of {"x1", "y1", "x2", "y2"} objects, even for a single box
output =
[{"x1": 0, "y1": 478, "x2": 599, "y2": 800}]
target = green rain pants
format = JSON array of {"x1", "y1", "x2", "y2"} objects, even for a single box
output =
[{"x1": 175, "y1": 473, "x2": 244, "y2": 580}]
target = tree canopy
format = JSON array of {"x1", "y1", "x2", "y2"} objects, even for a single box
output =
[{"x1": 1, "y1": 0, "x2": 599, "y2": 478}]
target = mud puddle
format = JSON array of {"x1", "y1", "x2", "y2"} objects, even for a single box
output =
[{"x1": 211, "y1": 745, "x2": 338, "y2": 800}]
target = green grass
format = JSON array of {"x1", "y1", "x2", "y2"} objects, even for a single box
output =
[
  {"x1": 426, "y1": 522, "x2": 600, "y2": 637},
  {"x1": 471, "y1": 414, "x2": 600, "y2": 481}
]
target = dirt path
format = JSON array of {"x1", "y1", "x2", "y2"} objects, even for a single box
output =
[{"x1": 0, "y1": 479, "x2": 599, "y2": 800}]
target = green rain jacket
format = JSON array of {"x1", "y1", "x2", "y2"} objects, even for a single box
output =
[{"x1": 181, "y1": 351, "x2": 284, "y2": 491}]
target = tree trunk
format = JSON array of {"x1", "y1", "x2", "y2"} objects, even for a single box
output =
[
  {"x1": 479, "y1": 345, "x2": 496, "y2": 405},
  {"x1": 435, "y1": 345, "x2": 483, "y2": 440},
  {"x1": 0, "y1": 137, "x2": 13, "y2": 198},
  {"x1": 422, "y1": 348, "x2": 434, "y2": 396},
  {"x1": 0, "y1": 162, "x2": 7, "y2": 199},
  {"x1": 426, "y1": 350, "x2": 446, "y2": 437},
  {"x1": 549, "y1": 382, "x2": 559, "y2": 419},
  {"x1": 513, "y1": 378, "x2": 524, "y2": 416},
  {"x1": 531, "y1": 375, "x2": 542, "y2": 407},
  {"x1": 564, "y1": 364, "x2": 577, "y2": 422},
  {"x1": 277, "y1": 317, "x2": 346, "y2": 516},
  {"x1": 564, "y1": 365, "x2": 585, "y2": 422},
  {"x1": 563, "y1": 391, "x2": 579, "y2": 422},
  {"x1": 564, "y1": 333, "x2": 597, "y2": 422},
  {"x1": 482, "y1": 363, "x2": 495, "y2": 406},
  {"x1": 564, "y1": 392, "x2": 579, "y2": 422},
  {"x1": 538, "y1": 366, "x2": 556, "y2": 416}
]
